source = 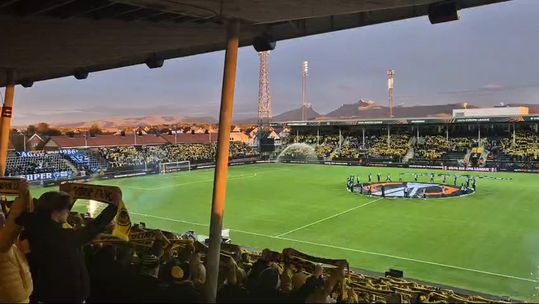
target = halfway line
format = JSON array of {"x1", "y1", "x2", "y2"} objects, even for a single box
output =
[{"x1": 275, "y1": 198, "x2": 383, "y2": 237}]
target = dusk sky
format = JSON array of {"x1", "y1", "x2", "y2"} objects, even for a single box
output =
[{"x1": 8, "y1": 0, "x2": 539, "y2": 126}]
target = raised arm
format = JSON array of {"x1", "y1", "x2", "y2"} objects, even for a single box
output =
[
  {"x1": 70, "y1": 190, "x2": 121, "y2": 246},
  {"x1": 0, "y1": 181, "x2": 31, "y2": 252}
]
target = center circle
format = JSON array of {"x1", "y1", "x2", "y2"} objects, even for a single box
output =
[{"x1": 352, "y1": 182, "x2": 475, "y2": 199}]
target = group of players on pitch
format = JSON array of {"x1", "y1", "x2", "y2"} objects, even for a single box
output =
[{"x1": 346, "y1": 172, "x2": 477, "y2": 198}]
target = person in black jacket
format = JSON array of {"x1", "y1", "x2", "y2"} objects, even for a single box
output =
[{"x1": 17, "y1": 190, "x2": 119, "y2": 303}]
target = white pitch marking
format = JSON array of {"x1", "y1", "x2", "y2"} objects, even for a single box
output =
[
  {"x1": 130, "y1": 211, "x2": 537, "y2": 283},
  {"x1": 130, "y1": 212, "x2": 208, "y2": 227},
  {"x1": 123, "y1": 168, "x2": 291, "y2": 191},
  {"x1": 124, "y1": 174, "x2": 256, "y2": 191},
  {"x1": 273, "y1": 236, "x2": 538, "y2": 283},
  {"x1": 275, "y1": 198, "x2": 383, "y2": 238}
]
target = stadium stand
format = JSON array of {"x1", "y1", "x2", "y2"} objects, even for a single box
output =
[
  {"x1": 366, "y1": 134, "x2": 411, "y2": 163},
  {"x1": 40, "y1": 209, "x2": 510, "y2": 303},
  {"x1": 5, "y1": 151, "x2": 74, "y2": 177},
  {"x1": 7, "y1": 126, "x2": 539, "y2": 178},
  {"x1": 98, "y1": 142, "x2": 258, "y2": 170},
  {"x1": 410, "y1": 136, "x2": 473, "y2": 166}
]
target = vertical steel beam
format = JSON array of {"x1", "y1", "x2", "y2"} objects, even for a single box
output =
[
  {"x1": 362, "y1": 127, "x2": 365, "y2": 148},
  {"x1": 204, "y1": 19, "x2": 240, "y2": 303},
  {"x1": 0, "y1": 73, "x2": 16, "y2": 177}
]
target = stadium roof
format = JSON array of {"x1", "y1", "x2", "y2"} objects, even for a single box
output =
[
  {"x1": 276, "y1": 114, "x2": 539, "y2": 127},
  {"x1": 46, "y1": 134, "x2": 167, "y2": 148},
  {"x1": 161, "y1": 133, "x2": 218, "y2": 144},
  {"x1": 0, "y1": 0, "x2": 508, "y2": 87},
  {"x1": 44, "y1": 133, "x2": 221, "y2": 148}
]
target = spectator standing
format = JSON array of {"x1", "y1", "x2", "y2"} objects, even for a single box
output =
[{"x1": 18, "y1": 190, "x2": 119, "y2": 303}]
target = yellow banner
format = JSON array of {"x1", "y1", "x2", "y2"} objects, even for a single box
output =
[
  {"x1": 112, "y1": 200, "x2": 131, "y2": 241},
  {"x1": 0, "y1": 177, "x2": 24, "y2": 195},
  {"x1": 60, "y1": 182, "x2": 120, "y2": 204},
  {"x1": 61, "y1": 182, "x2": 131, "y2": 241}
]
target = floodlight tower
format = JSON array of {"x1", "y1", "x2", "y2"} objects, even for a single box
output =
[
  {"x1": 257, "y1": 51, "x2": 272, "y2": 128},
  {"x1": 387, "y1": 69, "x2": 395, "y2": 118},
  {"x1": 302, "y1": 61, "x2": 309, "y2": 121}
]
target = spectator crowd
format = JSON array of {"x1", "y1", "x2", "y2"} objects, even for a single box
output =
[{"x1": 0, "y1": 182, "x2": 512, "y2": 303}]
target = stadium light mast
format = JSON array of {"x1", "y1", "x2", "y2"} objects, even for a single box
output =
[
  {"x1": 387, "y1": 69, "x2": 395, "y2": 118},
  {"x1": 302, "y1": 61, "x2": 309, "y2": 121},
  {"x1": 257, "y1": 51, "x2": 272, "y2": 129}
]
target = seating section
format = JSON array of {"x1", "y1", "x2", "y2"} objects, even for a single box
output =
[
  {"x1": 6, "y1": 129, "x2": 539, "y2": 175},
  {"x1": 367, "y1": 134, "x2": 411, "y2": 163},
  {"x1": 411, "y1": 136, "x2": 472, "y2": 165},
  {"x1": 5, "y1": 151, "x2": 74, "y2": 176},
  {"x1": 99, "y1": 142, "x2": 259, "y2": 169},
  {"x1": 500, "y1": 131, "x2": 539, "y2": 161},
  {"x1": 71, "y1": 211, "x2": 512, "y2": 303},
  {"x1": 284, "y1": 130, "x2": 539, "y2": 169}
]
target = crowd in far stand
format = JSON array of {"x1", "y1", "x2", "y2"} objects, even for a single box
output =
[{"x1": 99, "y1": 142, "x2": 259, "y2": 169}]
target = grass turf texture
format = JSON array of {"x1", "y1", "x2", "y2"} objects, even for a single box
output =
[{"x1": 30, "y1": 163, "x2": 539, "y2": 301}]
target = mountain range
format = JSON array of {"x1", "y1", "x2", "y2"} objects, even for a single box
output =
[{"x1": 39, "y1": 100, "x2": 539, "y2": 129}]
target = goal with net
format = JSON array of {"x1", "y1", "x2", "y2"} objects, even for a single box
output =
[{"x1": 159, "y1": 161, "x2": 191, "y2": 174}]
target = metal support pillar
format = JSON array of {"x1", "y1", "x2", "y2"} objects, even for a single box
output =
[
  {"x1": 387, "y1": 126, "x2": 390, "y2": 146},
  {"x1": 0, "y1": 74, "x2": 15, "y2": 177},
  {"x1": 446, "y1": 125, "x2": 449, "y2": 141},
  {"x1": 362, "y1": 127, "x2": 365, "y2": 148},
  {"x1": 317, "y1": 128, "x2": 320, "y2": 145},
  {"x1": 416, "y1": 126, "x2": 419, "y2": 141},
  {"x1": 477, "y1": 125, "x2": 481, "y2": 146},
  {"x1": 338, "y1": 128, "x2": 342, "y2": 149},
  {"x1": 204, "y1": 19, "x2": 240, "y2": 303},
  {"x1": 512, "y1": 123, "x2": 516, "y2": 145}
]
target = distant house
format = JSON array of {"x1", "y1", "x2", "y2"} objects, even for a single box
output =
[
  {"x1": 27, "y1": 133, "x2": 45, "y2": 150},
  {"x1": 229, "y1": 132, "x2": 249, "y2": 143},
  {"x1": 113, "y1": 127, "x2": 147, "y2": 136},
  {"x1": 247, "y1": 127, "x2": 259, "y2": 139},
  {"x1": 267, "y1": 130, "x2": 280, "y2": 140},
  {"x1": 190, "y1": 126, "x2": 206, "y2": 134}
]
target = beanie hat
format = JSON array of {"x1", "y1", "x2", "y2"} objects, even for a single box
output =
[
  {"x1": 258, "y1": 267, "x2": 280, "y2": 291},
  {"x1": 36, "y1": 191, "x2": 72, "y2": 213}
]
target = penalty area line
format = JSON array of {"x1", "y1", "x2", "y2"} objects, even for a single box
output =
[
  {"x1": 275, "y1": 198, "x2": 383, "y2": 238},
  {"x1": 130, "y1": 211, "x2": 537, "y2": 283}
]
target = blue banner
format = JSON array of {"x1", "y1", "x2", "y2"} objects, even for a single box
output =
[{"x1": 18, "y1": 171, "x2": 74, "y2": 181}]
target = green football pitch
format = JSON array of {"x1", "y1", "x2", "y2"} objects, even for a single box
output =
[{"x1": 31, "y1": 163, "x2": 539, "y2": 301}]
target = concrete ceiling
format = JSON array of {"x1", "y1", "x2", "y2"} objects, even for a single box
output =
[{"x1": 0, "y1": 0, "x2": 509, "y2": 87}]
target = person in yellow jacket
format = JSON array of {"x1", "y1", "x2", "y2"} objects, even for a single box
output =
[{"x1": 0, "y1": 180, "x2": 33, "y2": 303}]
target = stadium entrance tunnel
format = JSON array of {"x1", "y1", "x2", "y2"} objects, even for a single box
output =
[{"x1": 353, "y1": 182, "x2": 474, "y2": 199}]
